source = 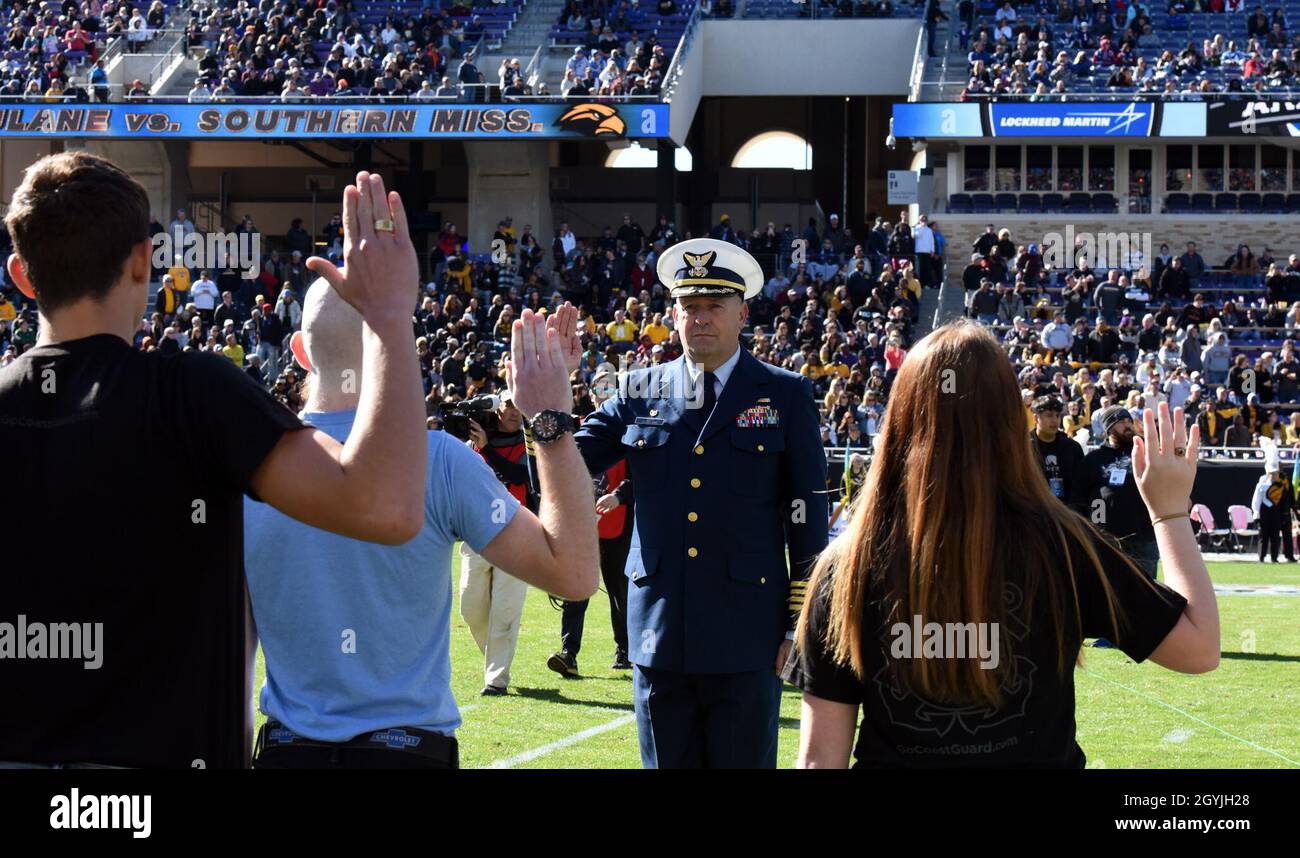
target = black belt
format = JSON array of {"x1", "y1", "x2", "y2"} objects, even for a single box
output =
[{"x1": 255, "y1": 720, "x2": 458, "y2": 767}]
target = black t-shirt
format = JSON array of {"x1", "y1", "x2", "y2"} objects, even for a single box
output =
[
  {"x1": 0, "y1": 334, "x2": 302, "y2": 768},
  {"x1": 785, "y1": 525, "x2": 1187, "y2": 768},
  {"x1": 1070, "y1": 443, "x2": 1153, "y2": 541},
  {"x1": 1030, "y1": 430, "x2": 1084, "y2": 503}
]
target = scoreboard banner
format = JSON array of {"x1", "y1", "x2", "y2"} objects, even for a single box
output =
[
  {"x1": 0, "y1": 101, "x2": 670, "y2": 139},
  {"x1": 1206, "y1": 99, "x2": 1300, "y2": 136},
  {"x1": 891, "y1": 101, "x2": 1198, "y2": 138},
  {"x1": 987, "y1": 101, "x2": 1155, "y2": 136}
]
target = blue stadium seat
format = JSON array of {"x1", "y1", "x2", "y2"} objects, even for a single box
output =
[
  {"x1": 1165, "y1": 193, "x2": 1190, "y2": 213},
  {"x1": 949, "y1": 193, "x2": 973, "y2": 213},
  {"x1": 994, "y1": 193, "x2": 1018, "y2": 212},
  {"x1": 1261, "y1": 193, "x2": 1286, "y2": 213},
  {"x1": 1018, "y1": 193, "x2": 1042, "y2": 213},
  {"x1": 1065, "y1": 193, "x2": 1091, "y2": 213},
  {"x1": 1286, "y1": 193, "x2": 1300, "y2": 213},
  {"x1": 1190, "y1": 193, "x2": 1214, "y2": 212},
  {"x1": 1091, "y1": 193, "x2": 1117, "y2": 213},
  {"x1": 1041, "y1": 193, "x2": 1065, "y2": 212},
  {"x1": 971, "y1": 193, "x2": 996, "y2": 212},
  {"x1": 1237, "y1": 193, "x2": 1262, "y2": 212},
  {"x1": 1215, "y1": 193, "x2": 1238, "y2": 212}
]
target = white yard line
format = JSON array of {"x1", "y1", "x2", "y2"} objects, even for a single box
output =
[
  {"x1": 1082, "y1": 669, "x2": 1300, "y2": 767},
  {"x1": 486, "y1": 712, "x2": 636, "y2": 769}
]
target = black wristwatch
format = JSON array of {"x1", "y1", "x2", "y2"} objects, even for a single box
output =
[{"x1": 529, "y1": 409, "x2": 576, "y2": 444}]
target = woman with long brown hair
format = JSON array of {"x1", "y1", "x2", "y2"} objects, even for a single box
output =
[{"x1": 788, "y1": 321, "x2": 1219, "y2": 768}]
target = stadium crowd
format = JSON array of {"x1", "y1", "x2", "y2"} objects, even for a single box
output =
[
  {"x1": 6, "y1": 203, "x2": 1299, "y2": 462},
  {"x1": 957, "y1": 224, "x2": 1300, "y2": 453},
  {"x1": 0, "y1": 0, "x2": 159, "y2": 102},
  {"x1": 957, "y1": 0, "x2": 1300, "y2": 99}
]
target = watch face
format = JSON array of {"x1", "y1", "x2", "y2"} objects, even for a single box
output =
[{"x1": 533, "y1": 411, "x2": 558, "y2": 439}]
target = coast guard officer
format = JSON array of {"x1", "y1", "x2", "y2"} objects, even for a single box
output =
[{"x1": 562, "y1": 237, "x2": 828, "y2": 768}]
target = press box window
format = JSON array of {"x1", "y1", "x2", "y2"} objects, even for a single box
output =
[
  {"x1": 1166, "y1": 145, "x2": 1192, "y2": 193},
  {"x1": 1088, "y1": 146, "x2": 1114, "y2": 192},
  {"x1": 995, "y1": 145, "x2": 1021, "y2": 192},
  {"x1": 1229, "y1": 144, "x2": 1256, "y2": 192},
  {"x1": 1197, "y1": 144, "x2": 1223, "y2": 192},
  {"x1": 1261, "y1": 144, "x2": 1288, "y2": 192},
  {"x1": 1026, "y1": 146, "x2": 1052, "y2": 191},
  {"x1": 1057, "y1": 146, "x2": 1083, "y2": 192},
  {"x1": 964, "y1": 146, "x2": 990, "y2": 191}
]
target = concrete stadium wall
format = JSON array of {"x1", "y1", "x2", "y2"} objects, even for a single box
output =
[{"x1": 696, "y1": 20, "x2": 920, "y2": 97}]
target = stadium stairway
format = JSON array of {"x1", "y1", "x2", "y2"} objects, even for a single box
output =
[
  {"x1": 918, "y1": 1, "x2": 966, "y2": 101},
  {"x1": 476, "y1": 0, "x2": 564, "y2": 89},
  {"x1": 926, "y1": 274, "x2": 968, "y2": 336}
]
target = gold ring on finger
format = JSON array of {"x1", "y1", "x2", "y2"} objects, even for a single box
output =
[{"x1": 374, "y1": 218, "x2": 394, "y2": 232}]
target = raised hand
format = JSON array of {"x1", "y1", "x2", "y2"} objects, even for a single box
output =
[
  {"x1": 507, "y1": 309, "x2": 576, "y2": 420},
  {"x1": 1132, "y1": 401, "x2": 1200, "y2": 521},
  {"x1": 305, "y1": 171, "x2": 418, "y2": 326},
  {"x1": 546, "y1": 301, "x2": 583, "y2": 375}
]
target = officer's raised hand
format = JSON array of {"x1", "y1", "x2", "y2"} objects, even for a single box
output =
[
  {"x1": 506, "y1": 308, "x2": 574, "y2": 418},
  {"x1": 546, "y1": 301, "x2": 583, "y2": 375}
]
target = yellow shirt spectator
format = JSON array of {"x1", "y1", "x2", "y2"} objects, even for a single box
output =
[
  {"x1": 606, "y1": 319, "x2": 637, "y2": 344},
  {"x1": 168, "y1": 265, "x2": 191, "y2": 297},
  {"x1": 0, "y1": 299, "x2": 16, "y2": 323},
  {"x1": 642, "y1": 321, "x2": 670, "y2": 345},
  {"x1": 445, "y1": 257, "x2": 472, "y2": 294},
  {"x1": 223, "y1": 343, "x2": 244, "y2": 367}
]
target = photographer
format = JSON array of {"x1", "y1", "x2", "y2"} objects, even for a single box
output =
[
  {"x1": 461, "y1": 391, "x2": 537, "y2": 695},
  {"x1": 245, "y1": 292, "x2": 599, "y2": 768}
]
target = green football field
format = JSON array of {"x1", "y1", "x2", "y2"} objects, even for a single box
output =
[{"x1": 251, "y1": 558, "x2": 1300, "y2": 769}]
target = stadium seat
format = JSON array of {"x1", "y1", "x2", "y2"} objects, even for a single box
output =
[
  {"x1": 1261, "y1": 193, "x2": 1287, "y2": 213},
  {"x1": 1190, "y1": 193, "x2": 1214, "y2": 212},
  {"x1": 948, "y1": 193, "x2": 973, "y2": 213},
  {"x1": 1018, "y1": 193, "x2": 1042, "y2": 213},
  {"x1": 1287, "y1": 193, "x2": 1300, "y2": 213},
  {"x1": 1215, "y1": 193, "x2": 1238, "y2": 212},
  {"x1": 1041, "y1": 193, "x2": 1065, "y2": 212},
  {"x1": 1165, "y1": 193, "x2": 1190, "y2": 213},
  {"x1": 1237, "y1": 193, "x2": 1262, "y2": 212},
  {"x1": 971, "y1": 193, "x2": 995, "y2": 212},
  {"x1": 994, "y1": 193, "x2": 1018, "y2": 213},
  {"x1": 1091, "y1": 193, "x2": 1117, "y2": 213},
  {"x1": 1065, "y1": 193, "x2": 1091, "y2": 213}
]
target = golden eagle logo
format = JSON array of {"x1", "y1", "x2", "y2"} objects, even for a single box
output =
[
  {"x1": 683, "y1": 250, "x2": 714, "y2": 278},
  {"x1": 555, "y1": 102, "x2": 626, "y2": 137}
]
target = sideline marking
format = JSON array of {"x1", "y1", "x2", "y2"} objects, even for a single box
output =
[
  {"x1": 486, "y1": 711, "x2": 636, "y2": 769},
  {"x1": 1082, "y1": 669, "x2": 1300, "y2": 767}
]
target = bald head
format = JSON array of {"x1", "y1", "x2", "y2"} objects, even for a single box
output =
[{"x1": 300, "y1": 276, "x2": 364, "y2": 379}]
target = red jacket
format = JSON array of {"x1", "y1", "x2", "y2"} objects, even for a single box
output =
[{"x1": 597, "y1": 459, "x2": 630, "y2": 539}]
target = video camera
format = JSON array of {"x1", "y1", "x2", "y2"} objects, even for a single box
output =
[{"x1": 439, "y1": 393, "x2": 501, "y2": 441}]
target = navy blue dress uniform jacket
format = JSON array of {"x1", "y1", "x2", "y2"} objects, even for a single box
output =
[{"x1": 574, "y1": 348, "x2": 829, "y2": 675}]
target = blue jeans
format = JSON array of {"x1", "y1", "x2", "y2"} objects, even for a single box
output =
[{"x1": 1121, "y1": 535, "x2": 1159, "y2": 580}]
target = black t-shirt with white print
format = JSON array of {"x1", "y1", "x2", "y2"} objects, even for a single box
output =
[
  {"x1": 784, "y1": 521, "x2": 1188, "y2": 768},
  {"x1": 0, "y1": 334, "x2": 303, "y2": 768}
]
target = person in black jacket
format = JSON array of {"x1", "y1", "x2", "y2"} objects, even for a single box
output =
[
  {"x1": 1070, "y1": 405, "x2": 1159, "y2": 579},
  {"x1": 1031, "y1": 395, "x2": 1085, "y2": 502}
]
